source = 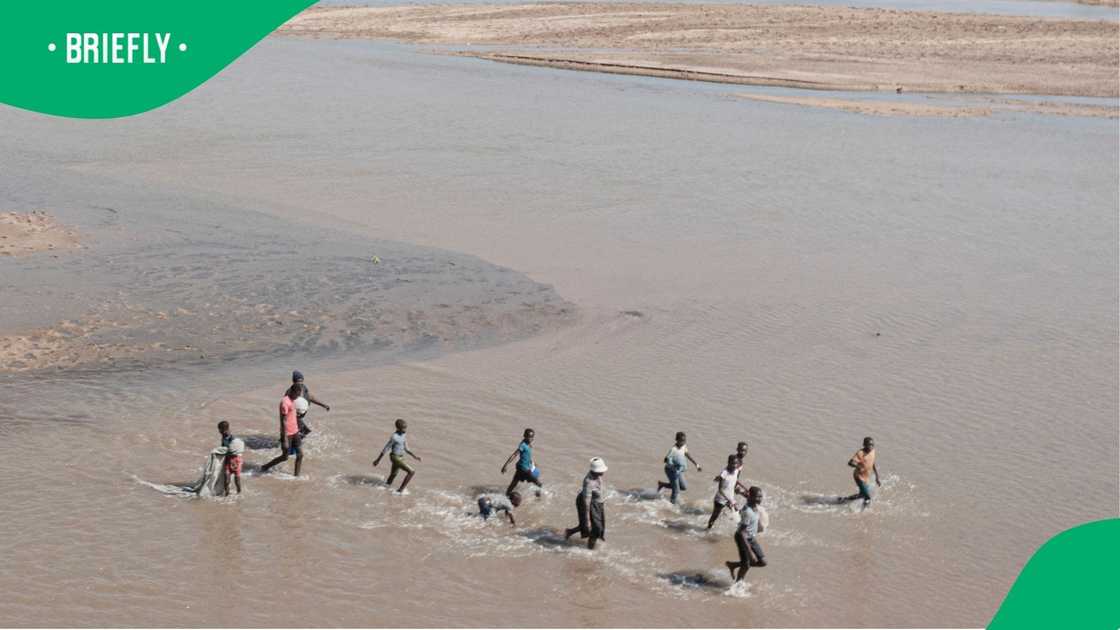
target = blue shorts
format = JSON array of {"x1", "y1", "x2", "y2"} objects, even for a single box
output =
[{"x1": 856, "y1": 479, "x2": 873, "y2": 501}]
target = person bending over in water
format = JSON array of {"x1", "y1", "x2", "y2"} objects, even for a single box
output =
[
  {"x1": 261, "y1": 384, "x2": 305, "y2": 477},
  {"x1": 478, "y1": 491, "x2": 522, "y2": 526},
  {"x1": 565, "y1": 457, "x2": 608, "y2": 549},
  {"x1": 501, "y1": 428, "x2": 542, "y2": 497},
  {"x1": 373, "y1": 418, "x2": 422, "y2": 492},
  {"x1": 657, "y1": 431, "x2": 702, "y2": 504},
  {"x1": 217, "y1": 421, "x2": 243, "y2": 495},
  {"x1": 726, "y1": 486, "x2": 767, "y2": 582},
  {"x1": 289, "y1": 370, "x2": 330, "y2": 437},
  {"x1": 841, "y1": 437, "x2": 880, "y2": 508},
  {"x1": 707, "y1": 455, "x2": 741, "y2": 529}
]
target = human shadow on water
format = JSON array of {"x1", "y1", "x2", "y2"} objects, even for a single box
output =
[
  {"x1": 676, "y1": 503, "x2": 709, "y2": 516},
  {"x1": 340, "y1": 474, "x2": 388, "y2": 487},
  {"x1": 466, "y1": 484, "x2": 507, "y2": 496},
  {"x1": 618, "y1": 487, "x2": 662, "y2": 501},
  {"x1": 240, "y1": 434, "x2": 280, "y2": 450},
  {"x1": 658, "y1": 570, "x2": 730, "y2": 592},
  {"x1": 661, "y1": 519, "x2": 719, "y2": 539},
  {"x1": 800, "y1": 493, "x2": 843, "y2": 506},
  {"x1": 521, "y1": 527, "x2": 576, "y2": 549}
]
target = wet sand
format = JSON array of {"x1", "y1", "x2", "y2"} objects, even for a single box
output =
[
  {"x1": 282, "y1": 3, "x2": 1120, "y2": 96},
  {"x1": 0, "y1": 211, "x2": 80, "y2": 257}
]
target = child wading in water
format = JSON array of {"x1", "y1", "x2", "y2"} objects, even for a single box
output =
[
  {"x1": 373, "y1": 418, "x2": 422, "y2": 492},
  {"x1": 725, "y1": 486, "x2": 768, "y2": 583},
  {"x1": 841, "y1": 436, "x2": 880, "y2": 508},
  {"x1": 478, "y1": 491, "x2": 522, "y2": 526},
  {"x1": 657, "y1": 431, "x2": 702, "y2": 504},
  {"x1": 707, "y1": 454, "x2": 742, "y2": 529},
  {"x1": 501, "y1": 428, "x2": 542, "y2": 497},
  {"x1": 217, "y1": 420, "x2": 243, "y2": 495}
]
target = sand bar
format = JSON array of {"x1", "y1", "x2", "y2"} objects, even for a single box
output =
[
  {"x1": 738, "y1": 93, "x2": 1120, "y2": 117},
  {"x1": 281, "y1": 4, "x2": 1120, "y2": 97},
  {"x1": 0, "y1": 211, "x2": 80, "y2": 257}
]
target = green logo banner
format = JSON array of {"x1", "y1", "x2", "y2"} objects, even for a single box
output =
[
  {"x1": 989, "y1": 518, "x2": 1120, "y2": 629},
  {"x1": 0, "y1": 0, "x2": 315, "y2": 118}
]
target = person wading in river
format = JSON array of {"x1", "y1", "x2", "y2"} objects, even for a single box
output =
[{"x1": 565, "y1": 457, "x2": 608, "y2": 549}]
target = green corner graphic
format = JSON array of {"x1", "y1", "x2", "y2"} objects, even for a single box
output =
[
  {"x1": 989, "y1": 518, "x2": 1120, "y2": 629},
  {"x1": 0, "y1": 1, "x2": 315, "y2": 118}
]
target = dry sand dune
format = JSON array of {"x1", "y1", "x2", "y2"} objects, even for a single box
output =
[{"x1": 281, "y1": 4, "x2": 1120, "y2": 97}]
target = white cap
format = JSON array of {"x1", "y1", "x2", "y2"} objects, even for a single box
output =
[{"x1": 589, "y1": 457, "x2": 608, "y2": 473}]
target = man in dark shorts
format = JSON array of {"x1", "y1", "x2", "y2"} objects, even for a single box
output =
[
  {"x1": 501, "y1": 428, "x2": 542, "y2": 497},
  {"x1": 289, "y1": 370, "x2": 330, "y2": 436},
  {"x1": 261, "y1": 384, "x2": 305, "y2": 476},
  {"x1": 726, "y1": 486, "x2": 767, "y2": 582}
]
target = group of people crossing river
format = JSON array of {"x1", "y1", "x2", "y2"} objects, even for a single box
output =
[{"x1": 205, "y1": 370, "x2": 882, "y2": 586}]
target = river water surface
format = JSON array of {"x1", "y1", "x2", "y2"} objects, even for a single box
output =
[{"x1": 0, "y1": 38, "x2": 1117, "y2": 627}]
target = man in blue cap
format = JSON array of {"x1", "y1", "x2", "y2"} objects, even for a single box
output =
[{"x1": 289, "y1": 370, "x2": 330, "y2": 436}]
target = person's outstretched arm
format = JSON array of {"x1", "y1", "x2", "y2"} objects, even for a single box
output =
[
  {"x1": 873, "y1": 462, "x2": 881, "y2": 486},
  {"x1": 406, "y1": 447, "x2": 422, "y2": 462},
  {"x1": 306, "y1": 392, "x2": 330, "y2": 411},
  {"x1": 505, "y1": 511, "x2": 516, "y2": 527},
  {"x1": 686, "y1": 452, "x2": 702, "y2": 472},
  {"x1": 501, "y1": 448, "x2": 519, "y2": 473},
  {"x1": 372, "y1": 438, "x2": 392, "y2": 466}
]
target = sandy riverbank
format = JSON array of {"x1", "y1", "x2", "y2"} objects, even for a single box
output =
[
  {"x1": 281, "y1": 4, "x2": 1120, "y2": 97},
  {"x1": 738, "y1": 93, "x2": 1120, "y2": 117},
  {"x1": 0, "y1": 211, "x2": 79, "y2": 256}
]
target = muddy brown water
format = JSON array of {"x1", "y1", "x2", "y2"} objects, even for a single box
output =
[{"x1": 0, "y1": 38, "x2": 1116, "y2": 627}]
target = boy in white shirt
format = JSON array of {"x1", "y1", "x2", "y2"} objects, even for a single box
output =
[{"x1": 706, "y1": 454, "x2": 741, "y2": 529}]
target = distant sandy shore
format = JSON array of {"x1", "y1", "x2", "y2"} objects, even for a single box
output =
[
  {"x1": 0, "y1": 211, "x2": 79, "y2": 257},
  {"x1": 738, "y1": 93, "x2": 1120, "y2": 117},
  {"x1": 281, "y1": 4, "x2": 1119, "y2": 97}
]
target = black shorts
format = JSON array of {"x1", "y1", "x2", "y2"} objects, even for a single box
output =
[
  {"x1": 512, "y1": 467, "x2": 538, "y2": 484},
  {"x1": 735, "y1": 530, "x2": 765, "y2": 566},
  {"x1": 286, "y1": 432, "x2": 303, "y2": 455}
]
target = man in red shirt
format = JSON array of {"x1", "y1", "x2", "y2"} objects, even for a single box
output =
[{"x1": 261, "y1": 384, "x2": 305, "y2": 476}]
